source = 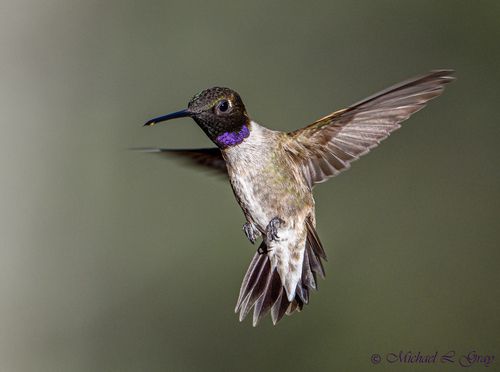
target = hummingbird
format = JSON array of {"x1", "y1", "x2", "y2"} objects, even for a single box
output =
[{"x1": 142, "y1": 70, "x2": 455, "y2": 326}]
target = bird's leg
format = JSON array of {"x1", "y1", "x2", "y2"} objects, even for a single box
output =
[
  {"x1": 266, "y1": 217, "x2": 285, "y2": 242},
  {"x1": 243, "y1": 222, "x2": 261, "y2": 244}
]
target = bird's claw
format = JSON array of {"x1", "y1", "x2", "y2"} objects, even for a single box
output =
[
  {"x1": 243, "y1": 222, "x2": 260, "y2": 244},
  {"x1": 266, "y1": 217, "x2": 285, "y2": 241}
]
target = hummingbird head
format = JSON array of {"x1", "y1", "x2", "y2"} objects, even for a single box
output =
[{"x1": 144, "y1": 87, "x2": 251, "y2": 148}]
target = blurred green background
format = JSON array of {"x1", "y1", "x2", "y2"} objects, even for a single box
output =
[{"x1": 1, "y1": 1, "x2": 498, "y2": 371}]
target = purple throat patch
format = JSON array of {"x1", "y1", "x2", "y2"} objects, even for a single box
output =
[{"x1": 217, "y1": 125, "x2": 250, "y2": 147}]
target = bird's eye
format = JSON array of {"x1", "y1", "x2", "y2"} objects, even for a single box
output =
[{"x1": 216, "y1": 99, "x2": 232, "y2": 114}]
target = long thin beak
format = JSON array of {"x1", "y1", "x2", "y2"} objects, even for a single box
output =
[{"x1": 143, "y1": 109, "x2": 192, "y2": 126}]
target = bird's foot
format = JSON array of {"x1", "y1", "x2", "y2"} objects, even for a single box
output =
[
  {"x1": 266, "y1": 217, "x2": 285, "y2": 242},
  {"x1": 243, "y1": 222, "x2": 261, "y2": 244}
]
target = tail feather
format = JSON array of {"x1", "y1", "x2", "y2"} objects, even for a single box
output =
[
  {"x1": 305, "y1": 217, "x2": 327, "y2": 261},
  {"x1": 252, "y1": 269, "x2": 282, "y2": 326},
  {"x1": 285, "y1": 297, "x2": 304, "y2": 316},
  {"x1": 235, "y1": 242, "x2": 264, "y2": 306},
  {"x1": 295, "y1": 272, "x2": 310, "y2": 303},
  {"x1": 236, "y1": 243, "x2": 271, "y2": 322},
  {"x1": 301, "y1": 247, "x2": 317, "y2": 293},
  {"x1": 270, "y1": 289, "x2": 288, "y2": 324},
  {"x1": 235, "y1": 221, "x2": 327, "y2": 326}
]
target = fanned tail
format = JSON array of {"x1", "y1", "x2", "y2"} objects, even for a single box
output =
[{"x1": 235, "y1": 219, "x2": 327, "y2": 326}]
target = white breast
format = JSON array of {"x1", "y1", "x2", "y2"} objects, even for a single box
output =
[{"x1": 223, "y1": 121, "x2": 314, "y2": 301}]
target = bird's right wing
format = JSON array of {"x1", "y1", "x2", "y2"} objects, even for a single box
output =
[{"x1": 137, "y1": 147, "x2": 228, "y2": 176}]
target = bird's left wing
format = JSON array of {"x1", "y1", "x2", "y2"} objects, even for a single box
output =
[
  {"x1": 137, "y1": 147, "x2": 228, "y2": 176},
  {"x1": 288, "y1": 70, "x2": 455, "y2": 188}
]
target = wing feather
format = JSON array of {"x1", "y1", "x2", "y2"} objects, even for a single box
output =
[
  {"x1": 289, "y1": 70, "x2": 455, "y2": 187},
  {"x1": 136, "y1": 147, "x2": 227, "y2": 176}
]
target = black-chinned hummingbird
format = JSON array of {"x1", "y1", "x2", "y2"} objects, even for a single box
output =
[{"x1": 142, "y1": 70, "x2": 455, "y2": 326}]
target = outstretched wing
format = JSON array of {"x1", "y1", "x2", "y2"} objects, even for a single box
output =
[
  {"x1": 288, "y1": 70, "x2": 455, "y2": 188},
  {"x1": 137, "y1": 147, "x2": 228, "y2": 176}
]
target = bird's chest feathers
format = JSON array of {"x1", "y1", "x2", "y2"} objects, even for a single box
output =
[{"x1": 222, "y1": 124, "x2": 311, "y2": 229}]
